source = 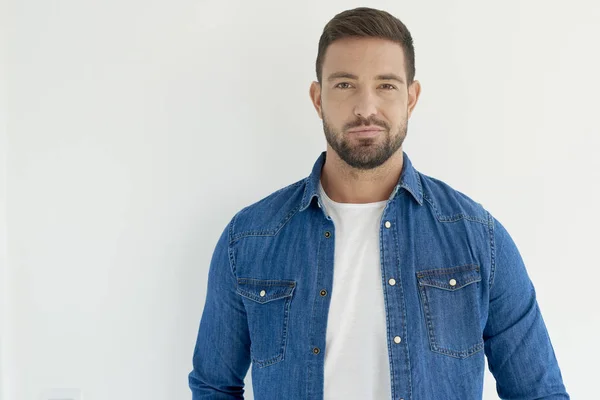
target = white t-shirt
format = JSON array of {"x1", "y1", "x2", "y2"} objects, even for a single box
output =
[{"x1": 319, "y1": 181, "x2": 392, "y2": 400}]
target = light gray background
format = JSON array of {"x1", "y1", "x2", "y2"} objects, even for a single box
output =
[{"x1": 1, "y1": 1, "x2": 598, "y2": 399}]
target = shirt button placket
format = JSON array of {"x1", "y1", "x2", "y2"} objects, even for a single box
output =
[{"x1": 384, "y1": 219, "x2": 404, "y2": 400}]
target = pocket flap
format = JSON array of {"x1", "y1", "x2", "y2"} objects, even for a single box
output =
[
  {"x1": 416, "y1": 264, "x2": 481, "y2": 291},
  {"x1": 237, "y1": 278, "x2": 296, "y2": 304}
]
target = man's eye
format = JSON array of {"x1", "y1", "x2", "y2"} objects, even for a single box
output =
[
  {"x1": 335, "y1": 82, "x2": 352, "y2": 89},
  {"x1": 380, "y1": 84, "x2": 396, "y2": 90}
]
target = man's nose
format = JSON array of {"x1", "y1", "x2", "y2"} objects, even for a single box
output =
[{"x1": 353, "y1": 89, "x2": 378, "y2": 120}]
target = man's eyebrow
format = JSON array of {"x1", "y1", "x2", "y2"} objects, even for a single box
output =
[
  {"x1": 375, "y1": 74, "x2": 405, "y2": 84},
  {"x1": 327, "y1": 72, "x2": 358, "y2": 82},
  {"x1": 326, "y1": 72, "x2": 405, "y2": 84}
]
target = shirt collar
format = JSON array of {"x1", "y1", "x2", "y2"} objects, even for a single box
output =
[{"x1": 299, "y1": 150, "x2": 424, "y2": 212}]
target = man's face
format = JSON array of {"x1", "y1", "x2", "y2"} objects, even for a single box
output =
[{"x1": 310, "y1": 37, "x2": 420, "y2": 170}]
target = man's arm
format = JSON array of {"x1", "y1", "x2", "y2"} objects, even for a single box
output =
[
  {"x1": 188, "y1": 219, "x2": 251, "y2": 399},
  {"x1": 483, "y1": 214, "x2": 569, "y2": 399}
]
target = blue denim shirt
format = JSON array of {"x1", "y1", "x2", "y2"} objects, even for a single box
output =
[{"x1": 189, "y1": 151, "x2": 569, "y2": 400}]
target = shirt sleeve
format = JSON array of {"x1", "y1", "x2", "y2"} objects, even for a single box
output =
[
  {"x1": 483, "y1": 213, "x2": 569, "y2": 399},
  {"x1": 188, "y1": 218, "x2": 251, "y2": 399}
]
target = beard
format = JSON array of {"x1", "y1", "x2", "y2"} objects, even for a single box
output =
[{"x1": 322, "y1": 110, "x2": 407, "y2": 170}]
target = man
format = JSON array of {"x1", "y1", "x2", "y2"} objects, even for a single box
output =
[{"x1": 189, "y1": 7, "x2": 569, "y2": 400}]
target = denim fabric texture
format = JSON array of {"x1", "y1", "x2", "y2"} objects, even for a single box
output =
[{"x1": 189, "y1": 150, "x2": 569, "y2": 400}]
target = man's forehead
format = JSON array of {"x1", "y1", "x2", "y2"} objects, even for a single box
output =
[
  {"x1": 326, "y1": 37, "x2": 404, "y2": 57},
  {"x1": 322, "y1": 38, "x2": 406, "y2": 81},
  {"x1": 323, "y1": 37, "x2": 405, "y2": 68}
]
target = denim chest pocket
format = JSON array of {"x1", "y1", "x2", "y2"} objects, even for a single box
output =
[
  {"x1": 416, "y1": 264, "x2": 484, "y2": 359},
  {"x1": 236, "y1": 278, "x2": 296, "y2": 368}
]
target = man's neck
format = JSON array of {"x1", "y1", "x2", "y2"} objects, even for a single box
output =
[{"x1": 319, "y1": 148, "x2": 404, "y2": 204}]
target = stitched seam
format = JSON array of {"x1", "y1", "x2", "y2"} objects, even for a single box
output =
[
  {"x1": 488, "y1": 211, "x2": 496, "y2": 290},
  {"x1": 237, "y1": 289, "x2": 294, "y2": 303},
  {"x1": 227, "y1": 216, "x2": 238, "y2": 279},
  {"x1": 280, "y1": 294, "x2": 292, "y2": 365},
  {"x1": 430, "y1": 340, "x2": 484, "y2": 359},
  {"x1": 419, "y1": 279, "x2": 481, "y2": 291},
  {"x1": 422, "y1": 191, "x2": 488, "y2": 225},
  {"x1": 232, "y1": 204, "x2": 302, "y2": 241},
  {"x1": 237, "y1": 279, "x2": 296, "y2": 286},
  {"x1": 254, "y1": 353, "x2": 283, "y2": 368},
  {"x1": 416, "y1": 264, "x2": 480, "y2": 276},
  {"x1": 419, "y1": 282, "x2": 438, "y2": 353}
]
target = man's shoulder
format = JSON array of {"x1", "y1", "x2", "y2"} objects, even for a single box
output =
[
  {"x1": 418, "y1": 170, "x2": 489, "y2": 225},
  {"x1": 228, "y1": 178, "x2": 307, "y2": 239}
]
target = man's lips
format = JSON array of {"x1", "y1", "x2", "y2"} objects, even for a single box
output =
[{"x1": 347, "y1": 127, "x2": 384, "y2": 137}]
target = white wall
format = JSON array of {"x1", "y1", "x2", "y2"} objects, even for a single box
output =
[
  {"x1": 1, "y1": 0, "x2": 9, "y2": 398},
  {"x1": 5, "y1": 0, "x2": 599, "y2": 399}
]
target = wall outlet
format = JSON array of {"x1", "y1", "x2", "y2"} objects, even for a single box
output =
[{"x1": 41, "y1": 388, "x2": 82, "y2": 400}]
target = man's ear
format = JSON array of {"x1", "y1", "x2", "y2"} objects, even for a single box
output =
[
  {"x1": 309, "y1": 81, "x2": 323, "y2": 119},
  {"x1": 407, "y1": 79, "x2": 421, "y2": 119}
]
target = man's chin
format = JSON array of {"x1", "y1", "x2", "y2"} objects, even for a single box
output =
[{"x1": 339, "y1": 152, "x2": 390, "y2": 170}]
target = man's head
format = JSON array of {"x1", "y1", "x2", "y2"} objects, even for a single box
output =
[{"x1": 309, "y1": 7, "x2": 421, "y2": 170}]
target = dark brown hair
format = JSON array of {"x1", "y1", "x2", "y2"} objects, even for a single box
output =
[{"x1": 316, "y1": 7, "x2": 416, "y2": 86}]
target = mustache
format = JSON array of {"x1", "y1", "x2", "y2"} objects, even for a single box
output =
[{"x1": 344, "y1": 116, "x2": 389, "y2": 131}]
